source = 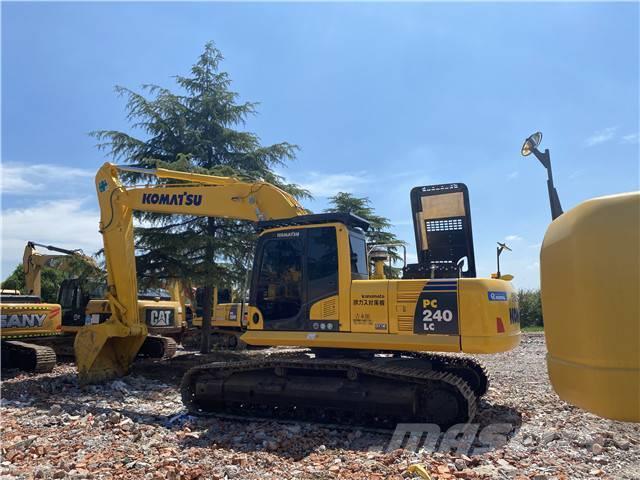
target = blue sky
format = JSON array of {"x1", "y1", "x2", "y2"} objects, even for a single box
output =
[{"x1": 2, "y1": 2, "x2": 638, "y2": 288}]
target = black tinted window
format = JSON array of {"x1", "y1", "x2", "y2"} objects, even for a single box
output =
[
  {"x1": 307, "y1": 227, "x2": 338, "y2": 300},
  {"x1": 256, "y1": 236, "x2": 303, "y2": 321},
  {"x1": 349, "y1": 231, "x2": 368, "y2": 279}
]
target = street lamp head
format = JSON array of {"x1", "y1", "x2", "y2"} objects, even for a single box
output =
[{"x1": 521, "y1": 131, "x2": 543, "y2": 157}]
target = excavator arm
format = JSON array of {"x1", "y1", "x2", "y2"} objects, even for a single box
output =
[
  {"x1": 23, "y1": 243, "x2": 65, "y2": 297},
  {"x1": 23, "y1": 242, "x2": 100, "y2": 297},
  {"x1": 76, "y1": 162, "x2": 305, "y2": 383}
]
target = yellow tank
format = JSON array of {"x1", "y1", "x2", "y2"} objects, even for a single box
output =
[{"x1": 541, "y1": 192, "x2": 640, "y2": 422}]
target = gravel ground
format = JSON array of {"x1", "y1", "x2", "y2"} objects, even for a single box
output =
[{"x1": 1, "y1": 333, "x2": 638, "y2": 479}]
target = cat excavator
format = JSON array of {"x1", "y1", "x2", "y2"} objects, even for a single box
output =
[{"x1": 75, "y1": 162, "x2": 520, "y2": 426}]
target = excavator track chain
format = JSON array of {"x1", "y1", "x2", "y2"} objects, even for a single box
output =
[
  {"x1": 181, "y1": 355, "x2": 477, "y2": 428},
  {"x1": 138, "y1": 335, "x2": 177, "y2": 359},
  {"x1": 400, "y1": 352, "x2": 490, "y2": 397},
  {"x1": 2, "y1": 341, "x2": 57, "y2": 373}
]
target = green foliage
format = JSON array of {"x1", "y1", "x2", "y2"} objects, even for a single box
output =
[
  {"x1": 517, "y1": 289, "x2": 543, "y2": 328},
  {"x1": 324, "y1": 193, "x2": 405, "y2": 278},
  {"x1": 91, "y1": 42, "x2": 308, "y2": 296},
  {"x1": 91, "y1": 42, "x2": 308, "y2": 350},
  {"x1": 2, "y1": 254, "x2": 106, "y2": 303}
]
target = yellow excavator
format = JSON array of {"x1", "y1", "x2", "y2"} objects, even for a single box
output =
[
  {"x1": 521, "y1": 132, "x2": 639, "y2": 422},
  {"x1": 0, "y1": 242, "x2": 67, "y2": 372},
  {"x1": 23, "y1": 241, "x2": 183, "y2": 358},
  {"x1": 186, "y1": 286, "x2": 248, "y2": 349},
  {"x1": 75, "y1": 162, "x2": 520, "y2": 426},
  {"x1": 0, "y1": 291, "x2": 61, "y2": 372}
]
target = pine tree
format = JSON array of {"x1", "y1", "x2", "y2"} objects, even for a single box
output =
[
  {"x1": 324, "y1": 193, "x2": 405, "y2": 278},
  {"x1": 91, "y1": 42, "x2": 308, "y2": 352}
]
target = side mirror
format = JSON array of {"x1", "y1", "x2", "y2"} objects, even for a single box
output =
[{"x1": 521, "y1": 131, "x2": 543, "y2": 157}]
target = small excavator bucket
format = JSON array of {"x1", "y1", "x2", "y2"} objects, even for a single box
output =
[{"x1": 74, "y1": 320, "x2": 147, "y2": 384}]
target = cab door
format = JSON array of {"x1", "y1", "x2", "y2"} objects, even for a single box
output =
[
  {"x1": 252, "y1": 226, "x2": 339, "y2": 331},
  {"x1": 57, "y1": 279, "x2": 88, "y2": 327}
]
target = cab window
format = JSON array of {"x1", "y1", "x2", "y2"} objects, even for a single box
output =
[
  {"x1": 349, "y1": 230, "x2": 368, "y2": 280},
  {"x1": 256, "y1": 236, "x2": 303, "y2": 322},
  {"x1": 307, "y1": 227, "x2": 338, "y2": 301}
]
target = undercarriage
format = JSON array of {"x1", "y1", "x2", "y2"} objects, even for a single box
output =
[{"x1": 181, "y1": 351, "x2": 488, "y2": 428}]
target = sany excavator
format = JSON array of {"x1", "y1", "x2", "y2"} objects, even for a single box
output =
[
  {"x1": 76, "y1": 162, "x2": 520, "y2": 426},
  {"x1": 23, "y1": 242, "x2": 183, "y2": 358},
  {"x1": 0, "y1": 242, "x2": 68, "y2": 372},
  {"x1": 0, "y1": 293, "x2": 61, "y2": 372}
]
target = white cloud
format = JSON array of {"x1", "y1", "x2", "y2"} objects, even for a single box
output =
[
  {"x1": 1, "y1": 162, "x2": 93, "y2": 195},
  {"x1": 585, "y1": 127, "x2": 618, "y2": 147},
  {"x1": 621, "y1": 133, "x2": 639, "y2": 144},
  {"x1": 505, "y1": 234, "x2": 522, "y2": 242},
  {"x1": 299, "y1": 171, "x2": 370, "y2": 197},
  {"x1": 507, "y1": 171, "x2": 519, "y2": 180},
  {"x1": 1, "y1": 198, "x2": 101, "y2": 278},
  {"x1": 526, "y1": 261, "x2": 540, "y2": 271}
]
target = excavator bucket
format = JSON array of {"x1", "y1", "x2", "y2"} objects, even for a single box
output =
[{"x1": 74, "y1": 320, "x2": 147, "y2": 384}]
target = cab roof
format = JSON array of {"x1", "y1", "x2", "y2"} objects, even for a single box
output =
[{"x1": 256, "y1": 212, "x2": 370, "y2": 232}]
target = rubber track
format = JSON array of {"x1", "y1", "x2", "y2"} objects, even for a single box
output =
[
  {"x1": 403, "y1": 352, "x2": 490, "y2": 397},
  {"x1": 180, "y1": 357, "x2": 477, "y2": 427},
  {"x1": 3, "y1": 340, "x2": 56, "y2": 373}
]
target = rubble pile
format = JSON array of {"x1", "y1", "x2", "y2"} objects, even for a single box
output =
[{"x1": 1, "y1": 334, "x2": 638, "y2": 479}]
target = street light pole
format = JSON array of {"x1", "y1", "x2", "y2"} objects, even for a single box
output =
[{"x1": 521, "y1": 132, "x2": 564, "y2": 221}]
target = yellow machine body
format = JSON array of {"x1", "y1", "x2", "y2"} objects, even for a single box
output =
[
  {"x1": 78, "y1": 162, "x2": 519, "y2": 383},
  {"x1": 76, "y1": 163, "x2": 307, "y2": 383},
  {"x1": 65, "y1": 298, "x2": 183, "y2": 334},
  {"x1": 1, "y1": 302, "x2": 62, "y2": 339},
  {"x1": 243, "y1": 223, "x2": 520, "y2": 353},
  {"x1": 542, "y1": 192, "x2": 640, "y2": 422},
  {"x1": 191, "y1": 303, "x2": 246, "y2": 329}
]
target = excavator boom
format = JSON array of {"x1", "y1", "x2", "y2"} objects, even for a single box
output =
[{"x1": 76, "y1": 162, "x2": 306, "y2": 383}]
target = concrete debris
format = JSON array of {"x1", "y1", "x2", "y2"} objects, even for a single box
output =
[{"x1": 1, "y1": 335, "x2": 639, "y2": 479}]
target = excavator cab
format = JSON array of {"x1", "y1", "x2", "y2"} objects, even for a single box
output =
[
  {"x1": 404, "y1": 183, "x2": 476, "y2": 279},
  {"x1": 58, "y1": 279, "x2": 92, "y2": 328}
]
